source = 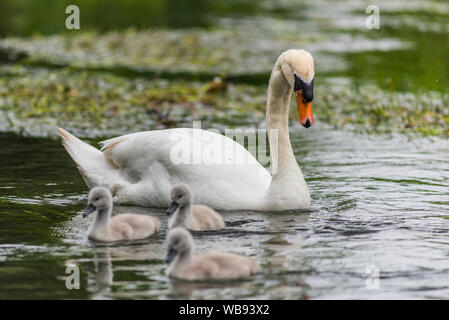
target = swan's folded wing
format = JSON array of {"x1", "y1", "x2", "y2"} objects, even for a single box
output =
[
  {"x1": 97, "y1": 128, "x2": 271, "y2": 209},
  {"x1": 99, "y1": 128, "x2": 269, "y2": 178},
  {"x1": 100, "y1": 134, "x2": 134, "y2": 152},
  {"x1": 99, "y1": 130, "x2": 174, "y2": 181}
]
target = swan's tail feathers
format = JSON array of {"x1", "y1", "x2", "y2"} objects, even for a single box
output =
[{"x1": 58, "y1": 128, "x2": 116, "y2": 188}]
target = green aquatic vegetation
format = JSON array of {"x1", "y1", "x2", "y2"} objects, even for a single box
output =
[
  {"x1": 0, "y1": 65, "x2": 267, "y2": 137},
  {"x1": 0, "y1": 21, "x2": 320, "y2": 77},
  {"x1": 315, "y1": 84, "x2": 449, "y2": 137},
  {"x1": 1, "y1": 64, "x2": 449, "y2": 137},
  {"x1": 1, "y1": 7, "x2": 447, "y2": 137}
]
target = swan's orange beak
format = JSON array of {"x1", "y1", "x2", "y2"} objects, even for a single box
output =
[{"x1": 296, "y1": 90, "x2": 313, "y2": 128}]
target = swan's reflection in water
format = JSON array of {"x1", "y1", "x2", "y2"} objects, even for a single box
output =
[
  {"x1": 89, "y1": 247, "x2": 113, "y2": 294},
  {"x1": 168, "y1": 279, "x2": 258, "y2": 299},
  {"x1": 86, "y1": 241, "x2": 166, "y2": 299}
]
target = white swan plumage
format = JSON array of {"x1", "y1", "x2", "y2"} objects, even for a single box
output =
[{"x1": 58, "y1": 49, "x2": 314, "y2": 211}]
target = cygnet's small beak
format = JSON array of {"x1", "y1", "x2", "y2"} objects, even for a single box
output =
[
  {"x1": 82, "y1": 203, "x2": 96, "y2": 217},
  {"x1": 166, "y1": 248, "x2": 177, "y2": 264},
  {"x1": 166, "y1": 201, "x2": 179, "y2": 215}
]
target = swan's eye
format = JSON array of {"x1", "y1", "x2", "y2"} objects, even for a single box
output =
[
  {"x1": 178, "y1": 195, "x2": 182, "y2": 199},
  {"x1": 294, "y1": 73, "x2": 301, "y2": 92},
  {"x1": 95, "y1": 197, "x2": 100, "y2": 201}
]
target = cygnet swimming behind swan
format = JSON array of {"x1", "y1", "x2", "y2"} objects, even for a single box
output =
[
  {"x1": 83, "y1": 186, "x2": 160, "y2": 241},
  {"x1": 166, "y1": 227, "x2": 259, "y2": 280},
  {"x1": 167, "y1": 184, "x2": 225, "y2": 231}
]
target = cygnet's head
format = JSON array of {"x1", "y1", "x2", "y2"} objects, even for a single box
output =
[
  {"x1": 83, "y1": 186, "x2": 113, "y2": 217},
  {"x1": 166, "y1": 184, "x2": 193, "y2": 215},
  {"x1": 166, "y1": 227, "x2": 194, "y2": 264}
]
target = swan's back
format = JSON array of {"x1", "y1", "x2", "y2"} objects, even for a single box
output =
[
  {"x1": 100, "y1": 128, "x2": 272, "y2": 210},
  {"x1": 59, "y1": 127, "x2": 272, "y2": 210}
]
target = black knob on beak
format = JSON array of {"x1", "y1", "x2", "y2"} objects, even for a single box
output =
[{"x1": 304, "y1": 119, "x2": 311, "y2": 128}]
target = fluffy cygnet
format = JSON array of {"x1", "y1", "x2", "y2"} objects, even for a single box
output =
[
  {"x1": 167, "y1": 184, "x2": 225, "y2": 231},
  {"x1": 166, "y1": 227, "x2": 259, "y2": 280},
  {"x1": 83, "y1": 186, "x2": 160, "y2": 241}
]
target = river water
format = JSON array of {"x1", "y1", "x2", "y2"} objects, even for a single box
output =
[{"x1": 1, "y1": 125, "x2": 448, "y2": 299}]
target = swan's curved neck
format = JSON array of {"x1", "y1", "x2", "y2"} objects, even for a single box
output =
[
  {"x1": 172, "y1": 203, "x2": 191, "y2": 228},
  {"x1": 92, "y1": 207, "x2": 111, "y2": 231},
  {"x1": 179, "y1": 248, "x2": 192, "y2": 262},
  {"x1": 266, "y1": 67, "x2": 301, "y2": 179}
]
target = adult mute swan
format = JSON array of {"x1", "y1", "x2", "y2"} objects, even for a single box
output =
[{"x1": 58, "y1": 49, "x2": 314, "y2": 211}]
